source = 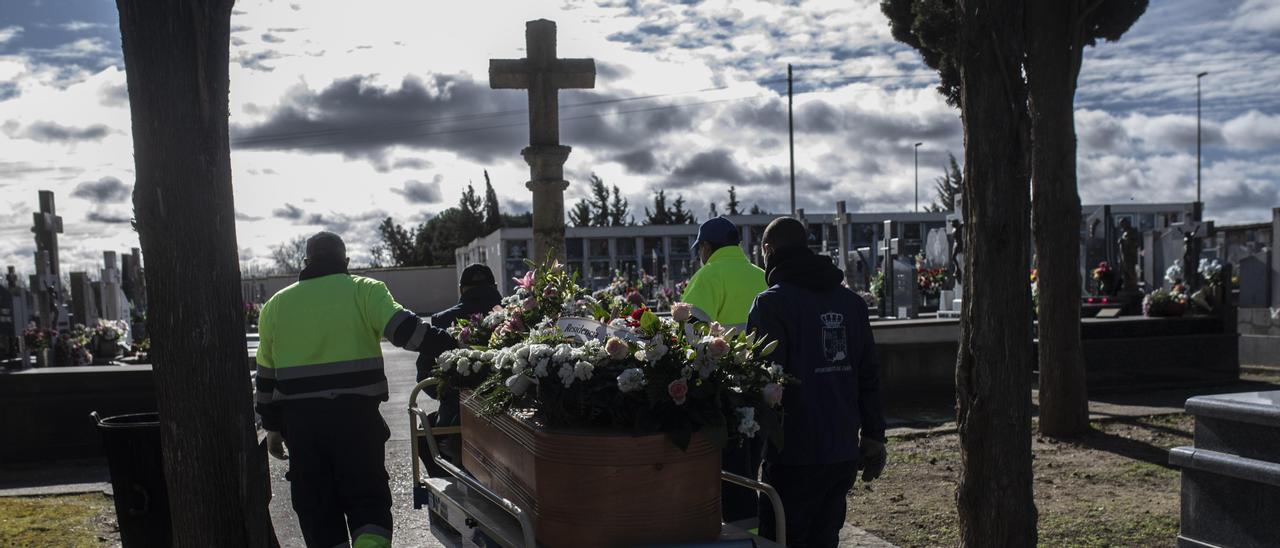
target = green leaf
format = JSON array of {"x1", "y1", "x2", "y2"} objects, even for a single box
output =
[
  {"x1": 640, "y1": 310, "x2": 659, "y2": 334},
  {"x1": 760, "y1": 340, "x2": 779, "y2": 357}
]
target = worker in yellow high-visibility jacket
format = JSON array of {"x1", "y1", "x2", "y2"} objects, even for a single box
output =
[
  {"x1": 256, "y1": 231, "x2": 453, "y2": 548},
  {"x1": 679, "y1": 216, "x2": 769, "y2": 524}
]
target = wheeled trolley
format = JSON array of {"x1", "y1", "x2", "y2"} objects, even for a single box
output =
[{"x1": 408, "y1": 378, "x2": 787, "y2": 547}]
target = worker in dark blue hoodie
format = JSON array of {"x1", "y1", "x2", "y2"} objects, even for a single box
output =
[
  {"x1": 416, "y1": 263, "x2": 502, "y2": 476},
  {"x1": 747, "y1": 217, "x2": 887, "y2": 548}
]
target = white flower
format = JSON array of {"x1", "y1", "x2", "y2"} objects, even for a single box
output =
[
  {"x1": 533, "y1": 361, "x2": 550, "y2": 378},
  {"x1": 766, "y1": 363, "x2": 784, "y2": 378},
  {"x1": 557, "y1": 363, "x2": 576, "y2": 387},
  {"x1": 553, "y1": 345, "x2": 573, "y2": 363},
  {"x1": 617, "y1": 368, "x2": 646, "y2": 392},
  {"x1": 733, "y1": 348, "x2": 752, "y2": 364},
  {"x1": 505, "y1": 374, "x2": 534, "y2": 396},
  {"x1": 574, "y1": 361, "x2": 594, "y2": 381},
  {"x1": 736, "y1": 407, "x2": 760, "y2": 437},
  {"x1": 609, "y1": 318, "x2": 630, "y2": 330}
]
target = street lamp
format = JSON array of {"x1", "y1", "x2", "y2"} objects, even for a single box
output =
[
  {"x1": 1196, "y1": 71, "x2": 1208, "y2": 221},
  {"x1": 913, "y1": 142, "x2": 923, "y2": 212}
]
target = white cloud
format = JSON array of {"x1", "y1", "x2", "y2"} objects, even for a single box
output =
[
  {"x1": 1233, "y1": 0, "x2": 1280, "y2": 33},
  {"x1": 0, "y1": 26, "x2": 21, "y2": 45},
  {"x1": 1222, "y1": 110, "x2": 1280, "y2": 151}
]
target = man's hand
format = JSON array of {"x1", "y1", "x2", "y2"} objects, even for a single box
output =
[
  {"x1": 265, "y1": 431, "x2": 289, "y2": 460},
  {"x1": 859, "y1": 437, "x2": 886, "y2": 482}
]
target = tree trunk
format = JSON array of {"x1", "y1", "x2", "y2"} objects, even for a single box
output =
[
  {"x1": 1027, "y1": 1, "x2": 1090, "y2": 437},
  {"x1": 116, "y1": 1, "x2": 275, "y2": 546},
  {"x1": 954, "y1": 0, "x2": 1038, "y2": 545}
]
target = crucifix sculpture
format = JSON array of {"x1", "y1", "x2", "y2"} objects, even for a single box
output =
[
  {"x1": 31, "y1": 190, "x2": 67, "y2": 330},
  {"x1": 490, "y1": 19, "x2": 595, "y2": 262}
]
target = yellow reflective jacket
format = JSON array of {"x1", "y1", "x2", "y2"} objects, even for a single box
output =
[
  {"x1": 680, "y1": 245, "x2": 767, "y2": 328},
  {"x1": 255, "y1": 272, "x2": 450, "y2": 431}
]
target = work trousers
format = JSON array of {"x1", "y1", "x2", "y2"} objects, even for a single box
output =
[
  {"x1": 721, "y1": 435, "x2": 765, "y2": 523},
  {"x1": 759, "y1": 460, "x2": 858, "y2": 548},
  {"x1": 283, "y1": 397, "x2": 393, "y2": 548}
]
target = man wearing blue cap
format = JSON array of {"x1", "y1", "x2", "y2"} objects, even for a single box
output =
[{"x1": 680, "y1": 216, "x2": 768, "y2": 524}]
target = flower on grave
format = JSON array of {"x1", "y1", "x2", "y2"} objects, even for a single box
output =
[
  {"x1": 708, "y1": 321, "x2": 725, "y2": 336},
  {"x1": 459, "y1": 326, "x2": 473, "y2": 345},
  {"x1": 733, "y1": 348, "x2": 752, "y2": 365},
  {"x1": 1165, "y1": 263, "x2": 1183, "y2": 286},
  {"x1": 671, "y1": 302, "x2": 693, "y2": 323},
  {"x1": 617, "y1": 368, "x2": 646, "y2": 393},
  {"x1": 574, "y1": 361, "x2": 594, "y2": 382},
  {"x1": 762, "y1": 382, "x2": 784, "y2": 407},
  {"x1": 635, "y1": 334, "x2": 669, "y2": 363},
  {"x1": 605, "y1": 337, "x2": 629, "y2": 361},
  {"x1": 667, "y1": 378, "x2": 689, "y2": 406},
  {"x1": 736, "y1": 407, "x2": 760, "y2": 437}
]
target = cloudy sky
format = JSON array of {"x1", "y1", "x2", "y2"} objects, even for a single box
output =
[{"x1": 1, "y1": 0, "x2": 1277, "y2": 275}]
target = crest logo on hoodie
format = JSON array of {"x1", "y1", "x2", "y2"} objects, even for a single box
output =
[{"x1": 820, "y1": 311, "x2": 848, "y2": 364}]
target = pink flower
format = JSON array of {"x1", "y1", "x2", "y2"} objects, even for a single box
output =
[
  {"x1": 459, "y1": 327, "x2": 472, "y2": 344},
  {"x1": 671, "y1": 302, "x2": 692, "y2": 323},
  {"x1": 543, "y1": 286, "x2": 559, "y2": 299},
  {"x1": 514, "y1": 270, "x2": 536, "y2": 289},
  {"x1": 708, "y1": 321, "x2": 725, "y2": 336},
  {"x1": 762, "y1": 383, "x2": 784, "y2": 407},
  {"x1": 523, "y1": 297, "x2": 538, "y2": 311},
  {"x1": 706, "y1": 337, "x2": 730, "y2": 359},
  {"x1": 667, "y1": 379, "x2": 688, "y2": 406},
  {"x1": 605, "y1": 337, "x2": 630, "y2": 361}
]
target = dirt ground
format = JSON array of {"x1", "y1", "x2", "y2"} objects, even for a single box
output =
[
  {"x1": 847, "y1": 414, "x2": 1192, "y2": 547},
  {"x1": 0, "y1": 493, "x2": 118, "y2": 547}
]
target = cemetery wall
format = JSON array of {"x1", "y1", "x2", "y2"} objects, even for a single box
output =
[
  {"x1": 1238, "y1": 307, "x2": 1280, "y2": 366},
  {"x1": 0, "y1": 365, "x2": 155, "y2": 464},
  {"x1": 243, "y1": 265, "x2": 458, "y2": 315}
]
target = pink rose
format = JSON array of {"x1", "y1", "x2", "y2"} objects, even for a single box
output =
[
  {"x1": 706, "y1": 337, "x2": 730, "y2": 359},
  {"x1": 762, "y1": 383, "x2": 784, "y2": 407},
  {"x1": 605, "y1": 337, "x2": 630, "y2": 361},
  {"x1": 667, "y1": 379, "x2": 689, "y2": 406},
  {"x1": 523, "y1": 297, "x2": 538, "y2": 311},
  {"x1": 671, "y1": 302, "x2": 692, "y2": 323}
]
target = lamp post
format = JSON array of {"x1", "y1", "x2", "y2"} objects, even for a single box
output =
[
  {"x1": 1196, "y1": 71, "x2": 1208, "y2": 221},
  {"x1": 913, "y1": 142, "x2": 923, "y2": 212}
]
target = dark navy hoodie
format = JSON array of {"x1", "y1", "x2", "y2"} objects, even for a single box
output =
[{"x1": 747, "y1": 245, "x2": 886, "y2": 466}]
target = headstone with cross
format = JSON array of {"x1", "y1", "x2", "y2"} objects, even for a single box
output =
[
  {"x1": 30, "y1": 191, "x2": 68, "y2": 330},
  {"x1": 100, "y1": 251, "x2": 130, "y2": 330},
  {"x1": 490, "y1": 19, "x2": 595, "y2": 262},
  {"x1": 2, "y1": 266, "x2": 30, "y2": 363},
  {"x1": 835, "y1": 201, "x2": 856, "y2": 289}
]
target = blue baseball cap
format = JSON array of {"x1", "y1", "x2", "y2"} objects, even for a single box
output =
[{"x1": 691, "y1": 216, "x2": 740, "y2": 250}]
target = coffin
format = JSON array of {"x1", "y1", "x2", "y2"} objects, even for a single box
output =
[{"x1": 461, "y1": 397, "x2": 722, "y2": 547}]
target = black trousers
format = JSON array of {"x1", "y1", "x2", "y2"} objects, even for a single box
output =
[
  {"x1": 721, "y1": 435, "x2": 765, "y2": 523},
  {"x1": 759, "y1": 460, "x2": 858, "y2": 548},
  {"x1": 283, "y1": 397, "x2": 393, "y2": 548}
]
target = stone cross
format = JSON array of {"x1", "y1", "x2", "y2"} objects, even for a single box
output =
[
  {"x1": 30, "y1": 191, "x2": 67, "y2": 330},
  {"x1": 490, "y1": 19, "x2": 596, "y2": 262},
  {"x1": 834, "y1": 201, "x2": 854, "y2": 289}
]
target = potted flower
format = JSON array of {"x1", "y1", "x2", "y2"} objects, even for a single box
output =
[
  {"x1": 432, "y1": 260, "x2": 792, "y2": 547},
  {"x1": 1144, "y1": 287, "x2": 1188, "y2": 317},
  {"x1": 22, "y1": 323, "x2": 54, "y2": 367},
  {"x1": 91, "y1": 320, "x2": 127, "y2": 363},
  {"x1": 1092, "y1": 261, "x2": 1116, "y2": 296}
]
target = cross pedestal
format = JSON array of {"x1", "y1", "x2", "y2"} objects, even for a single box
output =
[{"x1": 490, "y1": 19, "x2": 595, "y2": 262}]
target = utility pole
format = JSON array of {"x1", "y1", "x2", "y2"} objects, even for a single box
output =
[
  {"x1": 788, "y1": 64, "x2": 796, "y2": 216},
  {"x1": 914, "y1": 142, "x2": 923, "y2": 212},
  {"x1": 1195, "y1": 71, "x2": 1208, "y2": 222}
]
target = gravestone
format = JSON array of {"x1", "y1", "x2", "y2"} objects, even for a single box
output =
[
  {"x1": 490, "y1": 19, "x2": 596, "y2": 262},
  {"x1": 1081, "y1": 205, "x2": 1113, "y2": 294},
  {"x1": 1142, "y1": 229, "x2": 1167, "y2": 290},
  {"x1": 1, "y1": 270, "x2": 30, "y2": 364},
  {"x1": 1170, "y1": 391, "x2": 1280, "y2": 548},
  {"x1": 1238, "y1": 253, "x2": 1269, "y2": 308},
  {"x1": 940, "y1": 194, "x2": 964, "y2": 318},
  {"x1": 99, "y1": 252, "x2": 130, "y2": 330},
  {"x1": 69, "y1": 272, "x2": 99, "y2": 326},
  {"x1": 880, "y1": 220, "x2": 896, "y2": 316},
  {"x1": 30, "y1": 191, "x2": 68, "y2": 331},
  {"x1": 835, "y1": 201, "x2": 854, "y2": 289},
  {"x1": 1169, "y1": 221, "x2": 1209, "y2": 291},
  {"x1": 891, "y1": 256, "x2": 919, "y2": 319},
  {"x1": 121, "y1": 248, "x2": 146, "y2": 314},
  {"x1": 924, "y1": 228, "x2": 948, "y2": 269}
]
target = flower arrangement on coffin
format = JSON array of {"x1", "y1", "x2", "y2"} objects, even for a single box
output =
[
  {"x1": 436, "y1": 260, "x2": 793, "y2": 450},
  {"x1": 1144, "y1": 287, "x2": 1189, "y2": 317}
]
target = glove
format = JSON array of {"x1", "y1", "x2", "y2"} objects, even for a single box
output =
[
  {"x1": 265, "y1": 431, "x2": 289, "y2": 460},
  {"x1": 859, "y1": 437, "x2": 886, "y2": 482}
]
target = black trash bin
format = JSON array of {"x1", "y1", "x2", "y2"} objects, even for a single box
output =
[{"x1": 93, "y1": 411, "x2": 171, "y2": 547}]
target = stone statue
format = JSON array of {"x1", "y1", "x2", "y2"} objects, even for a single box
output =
[
  {"x1": 1117, "y1": 218, "x2": 1140, "y2": 292},
  {"x1": 948, "y1": 219, "x2": 965, "y2": 287}
]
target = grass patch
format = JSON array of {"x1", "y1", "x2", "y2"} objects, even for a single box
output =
[{"x1": 0, "y1": 494, "x2": 115, "y2": 547}]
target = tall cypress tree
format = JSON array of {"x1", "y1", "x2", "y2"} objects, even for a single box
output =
[{"x1": 482, "y1": 170, "x2": 502, "y2": 234}]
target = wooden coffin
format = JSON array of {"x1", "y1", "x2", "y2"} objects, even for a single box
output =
[{"x1": 461, "y1": 397, "x2": 722, "y2": 547}]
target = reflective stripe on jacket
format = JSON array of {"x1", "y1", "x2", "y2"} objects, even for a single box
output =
[{"x1": 680, "y1": 245, "x2": 768, "y2": 327}]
